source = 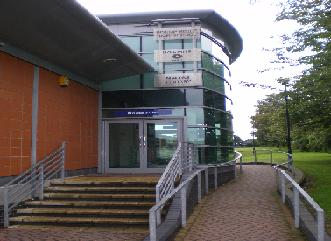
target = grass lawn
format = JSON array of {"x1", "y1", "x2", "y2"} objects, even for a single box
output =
[{"x1": 236, "y1": 147, "x2": 331, "y2": 233}]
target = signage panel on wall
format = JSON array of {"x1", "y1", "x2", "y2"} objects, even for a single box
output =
[
  {"x1": 153, "y1": 27, "x2": 201, "y2": 40},
  {"x1": 113, "y1": 109, "x2": 172, "y2": 117},
  {"x1": 155, "y1": 72, "x2": 202, "y2": 88},
  {"x1": 154, "y1": 48, "x2": 201, "y2": 62}
]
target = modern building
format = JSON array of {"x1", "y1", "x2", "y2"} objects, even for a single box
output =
[
  {"x1": 98, "y1": 11, "x2": 242, "y2": 173},
  {"x1": 0, "y1": 1, "x2": 242, "y2": 182}
]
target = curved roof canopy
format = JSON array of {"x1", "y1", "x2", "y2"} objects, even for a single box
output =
[
  {"x1": 99, "y1": 10, "x2": 243, "y2": 63},
  {"x1": 0, "y1": 0, "x2": 153, "y2": 85}
]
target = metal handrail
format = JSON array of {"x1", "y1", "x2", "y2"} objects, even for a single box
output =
[
  {"x1": 253, "y1": 148, "x2": 293, "y2": 172},
  {"x1": 1, "y1": 142, "x2": 66, "y2": 227},
  {"x1": 274, "y1": 166, "x2": 325, "y2": 241},
  {"x1": 150, "y1": 150, "x2": 243, "y2": 241}
]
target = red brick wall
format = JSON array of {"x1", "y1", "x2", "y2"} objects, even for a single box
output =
[
  {"x1": 0, "y1": 52, "x2": 33, "y2": 176},
  {"x1": 37, "y1": 69, "x2": 98, "y2": 170},
  {"x1": 0, "y1": 51, "x2": 99, "y2": 177}
]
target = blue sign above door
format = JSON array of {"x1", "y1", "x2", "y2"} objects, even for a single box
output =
[{"x1": 114, "y1": 109, "x2": 172, "y2": 117}]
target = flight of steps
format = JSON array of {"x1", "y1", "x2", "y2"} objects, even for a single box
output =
[{"x1": 9, "y1": 176, "x2": 159, "y2": 227}]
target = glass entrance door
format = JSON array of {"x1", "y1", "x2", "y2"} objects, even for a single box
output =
[
  {"x1": 104, "y1": 119, "x2": 182, "y2": 172},
  {"x1": 145, "y1": 120, "x2": 180, "y2": 168},
  {"x1": 107, "y1": 121, "x2": 142, "y2": 168}
]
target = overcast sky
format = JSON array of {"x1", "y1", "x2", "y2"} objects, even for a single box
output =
[{"x1": 77, "y1": 0, "x2": 299, "y2": 140}]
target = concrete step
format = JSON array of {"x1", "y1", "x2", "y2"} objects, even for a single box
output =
[
  {"x1": 15, "y1": 208, "x2": 149, "y2": 217},
  {"x1": 9, "y1": 216, "x2": 149, "y2": 226},
  {"x1": 44, "y1": 186, "x2": 155, "y2": 194},
  {"x1": 24, "y1": 200, "x2": 155, "y2": 208},
  {"x1": 43, "y1": 193, "x2": 155, "y2": 201}
]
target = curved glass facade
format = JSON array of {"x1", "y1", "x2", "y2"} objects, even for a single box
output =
[{"x1": 101, "y1": 22, "x2": 234, "y2": 164}]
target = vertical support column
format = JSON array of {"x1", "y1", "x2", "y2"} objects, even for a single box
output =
[
  {"x1": 197, "y1": 172, "x2": 201, "y2": 202},
  {"x1": 97, "y1": 91, "x2": 103, "y2": 173},
  {"x1": 149, "y1": 210, "x2": 157, "y2": 241},
  {"x1": 281, "y1": 172, "x2": 286, "y2": 203},
  {"x1": 270, "y1": 151, "x2": 273, "y2": 165},
  {"x1": 293, "y1": 187, "x2": 299, "y2": 228},
  {"x1": 191, "y1": 21, "x2": 197, "y2": 73},
  {"x1": 214, "y1": 167, "x2": 218, "y2": 190},
  {"x1": 317, "y1": 209, "x2": 325, "y2": 241},
  {"x1": 3, "y1": 187, "x2": 8, "y2": 227},
  {"x1": 157, "y1": 22, "x2": 163, "y2": 74},
  {"x1": 181, "y1": 185, "x2": 187, "y2": 227},
  {"x1": 60, "y1": 142, "x2": 66, "y2": 180},
  {"x1": 39, "y1": 163, "x2": 44, "y2": 201},
  {"x1": 205, "y1": 168, "x2": 209, "y2": 194},
  {"x1": 31, "y1": 66, "x2": 39, "y2": 167},
  {"x1": 240, "y1": 156, "x2": 243, "y2": 173},
  {"x1": 156, "y1": 188, "x2": 161, "y2": 225}
]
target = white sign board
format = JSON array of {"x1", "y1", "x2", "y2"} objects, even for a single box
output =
[
  {"x1": 153, "y1": 27, "x2": 201, "y2": 40},
  {"x1": 155, "y1": 72, "x2": 202, "y2": 88},
  {"x1": 154, "y1": 48, "x2": 201, "y2": 62}
]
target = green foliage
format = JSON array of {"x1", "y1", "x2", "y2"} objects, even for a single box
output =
[
  {"x1": 251, "y1": 94, "x2": 287, "y2": 147},
  {"x1": 252, "y1": 0, "x2": 331, "y2": 151}
]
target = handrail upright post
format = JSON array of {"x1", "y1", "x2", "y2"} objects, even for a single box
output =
[
  {"x1": 197, "y1": 172, "x2": 201, "y2": 202},
  {"x1": 281, "y1": 172, "x2": 286, "y2": 203},
  {"x1": 156, "y1": 188, "x2": 161, "y2": 225},
  {"x1": 149, "y1": 209, "x2": 157, "y2": 241},
  {"x1": 39, "y1": 163, "x2": 44, "y2": 201},
  {"x1": 317, "y1": 209, "x2": 325, "y2": 241},
  {"x1": 293, "y1": 187, "x2": 299, "y2": 228},
  {"x1": 60, "y1": 142, "x2": 66, "y2": 180},
  {"x1": 270, "y1": 151, "x2": 273, "y2": 165},
  {"x1": 3, "y1": 187, "x2": 8, "y2": 227},
  {"x1": 180, "y1": 184, "x2": 187, "y2": 227},
  {"x1": 240, "y1": 156, "x2": 243, "y2": 173},
  {"x1": 205, "y1": 168, "x2": 209, "y2": 194},
  {"x1": 214, "y1": 166, "x2": 218, "y2": 190}
]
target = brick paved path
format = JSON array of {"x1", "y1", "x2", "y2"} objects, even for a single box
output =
[
  {"x1": 0, "y1": 226, "x2": 148, "y2": 241},
  {"x1": 175, "y1": 165, "x2": 304, "y2": 241}
]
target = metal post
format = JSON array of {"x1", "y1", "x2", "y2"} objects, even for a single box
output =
[
  {"x1": 156, "y1": 188, "x2": 161, "y2": 225},
  {"x1": 293, "y1": 187, "x2": 299, "y2": 228},
  {"x1": 149, "y1": 209, "x2": 157, "y2": 241},
  {"x1": 60, "y1": 142, "x2": 66, "y2": 180},
  {"x1": 214, "y1": 167, "x2": 218, "y2": 190},
  {"x1": 3, "y1": 187, "x2": 9, "y2": 227},
  {"x1": 240, "y1": 156, "x2": 243, "y2": 173},
  {"x1": 281, "y1": 173, "x2": 286, "y2": 203},
  {"x1": 197, "y1": 172, "x2": 201, "y2": 202},
  {"x1": 270, "y1": 151, "x2": 273, "y2": 165},
  {"x1": 188, "y1": 145, "x2": 193, "y2": 172},
  {"x1": 317, "y1": 209, "x2": 325, "y2": 241},
  {"x1": 180, "y1": 185, "x2": 187, "y2": 227},
  {"x1": 205, "y1": 168, "x2": 209, "y2": 194},
  {"x1": 39, "y1": 163, "x2": 44, "y2": 201}
]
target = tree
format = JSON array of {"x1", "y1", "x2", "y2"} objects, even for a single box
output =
[
  {"x1": 255, "y1": 0, "x2": 331, "y2": 151},
  {"x1": 251, "y1": 94, "x2": 287, "y2": 147}
]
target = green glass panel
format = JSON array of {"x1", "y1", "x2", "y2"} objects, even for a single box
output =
[
  {"x1": 108, "y1": 123, "x2": 139, "y2": 168},
  {"x1": 101, "y1": 75, "x2": 140, "y2": 90},
  {"x1": 186, "y1": 107, "x2": 204, "y2": 125},
  {"x1": 142, "y1": 36, "x2": 157, "y2": 52},
  {"x1": 121, "y1": 36, "x2": 140, "y2": 52},
  {"x1": 147, "y1": 122, "x2": 178, "y2": 167},
  {"x1": 164, "y1": 39, "x2": 182, "y2": 49},
  {"x1": 187, "y1": 128, "x2": 205, "y2": 145},
  {"x1": 143, "y1": 72, "x2": 155, "y2": 88}
]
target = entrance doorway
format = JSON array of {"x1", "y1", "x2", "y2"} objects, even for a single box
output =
[{"x1": 103, "y1": 119, "x2": 183, "y2": 173}]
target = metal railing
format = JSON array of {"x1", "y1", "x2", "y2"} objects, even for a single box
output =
[
  {"x1": 274, "y1": 166, "x2": 325, "y2": 241},
  {"x1": 155, "y1": 142, "x2": 196, "y2": 224},
  {"x1": 1, "y1": 142, "x2": 66, "y2": 227},
  {"x1": 253, "y1": 148, "x2": 293, "y2": 172},
  {"x1": 150, "y1": 151, "x2": 243, "y2": 241}
]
